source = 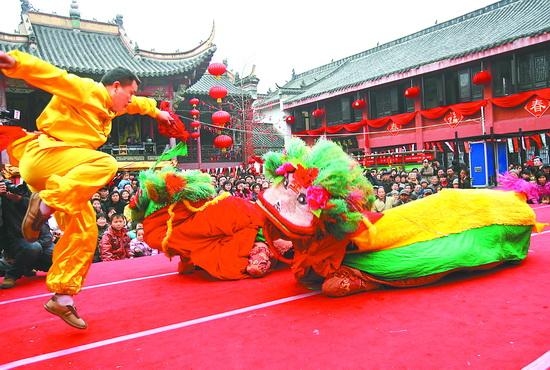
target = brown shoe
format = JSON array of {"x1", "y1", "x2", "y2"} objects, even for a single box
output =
[
  {"x1": 22, "y1": 193, "x2": 49, "y2": 242},
  {"x1": 44, "y1": 296, "x2": 87, "y2": 329},
  {"x1": 322, "y1": 266, "x2": 380, "y2": 297},
  {"x1": 0, "y1": 277, "x2": 16, "y2": 289}
]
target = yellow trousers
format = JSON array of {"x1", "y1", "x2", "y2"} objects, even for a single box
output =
[{"x1": 12, "y1": 136, "x2": 118, "y2": 295}]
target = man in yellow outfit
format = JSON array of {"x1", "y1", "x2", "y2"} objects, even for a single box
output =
[{"x1": 0, "y1": 50, "x2": 175, "y2": 329}]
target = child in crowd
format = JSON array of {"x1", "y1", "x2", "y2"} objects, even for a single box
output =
[
  {"x1": 99, "y1": 214, "x2": 131, "y2": 261},
  {"x1": 94, "y1": 213, "x2": 109, "y2": 263},
  {"x1": 130, "y1": 229, "x2": 156, "y2": 257}
]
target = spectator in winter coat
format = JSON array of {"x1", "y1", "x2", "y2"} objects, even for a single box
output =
[{"x1": 100, "y1": 214, "x2": 131, "y2": 261}]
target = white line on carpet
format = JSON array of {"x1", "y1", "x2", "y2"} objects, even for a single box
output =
[
  {"x1": 522, "y1": 350, "x2": 550, "y2": 370},
  {"x1": 0, "y1": 291, "x2": 320, "y2": 369},
  {"x1": 0, "y1": 272, "x2": 177, "y2": 306}
]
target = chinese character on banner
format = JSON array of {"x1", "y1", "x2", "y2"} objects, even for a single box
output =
[
  {"x1": 387, "y1": 122, "x2": 399, "y2": 136},
  {"x1": 524, "y1": 97, "x2": 549, "y2": 118},
  {"x1": 444, "y1": 111, "x2": 463, "y2": 128}
]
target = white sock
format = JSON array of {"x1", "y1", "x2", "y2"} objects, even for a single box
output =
[
  {"x1": 39, "y1": 201, "x2": 52, "y2": 216},
  {"x1": 54, "y1": 294, "x2": 74, "y2": 306}
]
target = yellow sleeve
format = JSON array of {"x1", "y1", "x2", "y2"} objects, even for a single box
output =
[
  {"x1": 124, "y1": 96, "x2": 160, "y2": 118},
  {"x1": 2, "y1": 50, "x2": 96, "y2": 107}
]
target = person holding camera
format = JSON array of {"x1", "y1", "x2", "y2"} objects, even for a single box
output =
[
  {"x1": 0, "y1": 176, "x2": 53, "y2": 289},
  {"x1": 0, "y1": 49, "x2": 176, "y2": 329}
]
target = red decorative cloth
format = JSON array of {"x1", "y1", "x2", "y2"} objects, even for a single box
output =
[
  {"x1": 157, "y1": 101, "x2": 189, "y2": 141},
  {"x1": 491, "y1": 88, "x2": 550, "y2": 108}
]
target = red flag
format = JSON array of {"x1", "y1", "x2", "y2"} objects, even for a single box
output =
[
  {"x1": 436, "y1": 142, "x2": 444, "y2": 152},
  {"x1": 512, "y1": 137, "x2": 519, "y2": 152},
  {"x1": 463, "y1": 141, "x2": 470, "y2": 154},
  {"x1": 531, "y1": 134, "x2": 542, "y2": 149},
  {"x1": 524, "y1": 137, "x2": 531, "y2": 151}
]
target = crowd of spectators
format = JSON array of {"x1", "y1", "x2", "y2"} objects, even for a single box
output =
[{"x1": 365, "y1": 159, "x2": 472, "y2": 212}]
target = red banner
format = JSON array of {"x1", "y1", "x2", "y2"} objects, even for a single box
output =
[{"x1": 363, "y1": 152, "x2": 434, "y2": 166}]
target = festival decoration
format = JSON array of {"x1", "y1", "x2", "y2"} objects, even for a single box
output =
[
  {"x1": 208, "y1": 63, "x2": 227, "y2": 79},
  {"x1": 190, "y1": 109, "x2": 200, "y2": 118},
  {"x1": 209, "y1": 86, "x2": 228, "y2": 104},
  {"x1": 285, "y1": 115, "x2": 296, "y2": 124},
  {"x1": 312, "y1": 108, "x2": 325, "y2": 118},
  {"x1": 212, "y1": 110, "x2": 231, "y2": 127},
  {"x1": 213, "y1": 134, "x2": 233, "y2": 152},
  {"x1": 524, "y1": 97, "x2": 549, "y2": 118},
  {"x1": 190, "y1": 121, "x2": 201, "y2": 129},
  {"x1": 352, "y1": 99, "x2": 366, "y2": 109},
  {"x1": 189, "y1": 98, "x2": 200, "y2": 107},
  {"x1": 190, "y1": 132, "x2": 200, "y2": 139},
  {"x1": 404, "y1": 86, "x2": 421, "y2": 99},
  {"x1": 387, "y1": 122, "x2": 399, "y2": 136},
  {"x1": 472, "y1": 70, "x2": 492, "y2": 85},
  {"x1": 444, "y1": 111, "x2": 464, "y2": 128}
]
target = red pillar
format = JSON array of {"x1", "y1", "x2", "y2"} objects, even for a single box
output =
[
  {"x1": 414, "y1": 96, "x2": 423, "y2": 151},
  {"x1": 482, "y1": 61, "x2": 494, "y2": 135},
  {"x1": 362, "y1": 104, "x2": 371, "y2": 154}
]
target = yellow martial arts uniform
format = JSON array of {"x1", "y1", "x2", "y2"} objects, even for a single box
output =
[{"x1": 2, "y1": 50, "x2": 160, "y2": 295}]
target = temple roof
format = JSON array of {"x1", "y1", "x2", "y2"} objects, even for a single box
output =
[
  {"x1": 186, "y1": 73, "x2": 251, "y2": 98},
  {"x1": 283, "y1": 0, "x2": 550, "y2": 105},
  {"x1": 0, "y1": 8, "x2": 216, "y2": 78}
]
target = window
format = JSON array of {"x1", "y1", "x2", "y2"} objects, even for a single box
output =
[
  {"x1": 369, "y1": 84, "x2": 414, "y2": 119},
  {"x1": 325, "y1": 98, "x2": 341, "y2": 125},
  {"x1": 341, "y1": 96, "x2": 352, "y2": 122},
  {"x1": 423, "y1": 75, "x2": 444, "y2": 109},
  {"x1": 492, "y1": 57, "x2": 513, "y2": 96},
  {"x1": 424, "y1": 66, "x2": 482, "y2": 107},
  {"x1": 517, "y1": 50, "x2": 550, "y2": 91}
]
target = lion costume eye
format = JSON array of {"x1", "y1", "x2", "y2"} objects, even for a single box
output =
[
  {"x1": 297, "y1": 193, "x2": 307, "y2": 205},
  {"x1": 283, "y1": 178, "x2": 289, "y2": 189}
]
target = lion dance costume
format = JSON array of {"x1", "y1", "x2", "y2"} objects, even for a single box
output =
[{"x1": 129, "y1": 139, "x2": 546, "y2": 296}]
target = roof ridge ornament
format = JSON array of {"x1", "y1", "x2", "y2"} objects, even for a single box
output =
[{"x1": 70, "y1": 0, "x2": 81, "y2": 29}]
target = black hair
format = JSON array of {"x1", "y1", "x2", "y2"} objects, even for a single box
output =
[
  {"x1": 101, "y1": 67, "x2": 141, "y2": 86},
  {"x1": 110, "y1": 213, "x2": 126, "y2": 222}
]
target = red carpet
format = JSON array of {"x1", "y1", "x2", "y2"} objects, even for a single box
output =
[{"x1": 0, "y1": 205, "x2": 549, "y2": 369}]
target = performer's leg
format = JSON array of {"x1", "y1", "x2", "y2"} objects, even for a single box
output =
[
  {"x1": 46, "y1": 203, "x2": 97, "y2": 295},
  {"x1": 16, "y1": 141, "x2": 118, "y2": 328}
]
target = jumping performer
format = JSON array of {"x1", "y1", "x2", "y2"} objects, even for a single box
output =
[{"x1": 0, "y1": 50, "x2": 175, "y2": 329}]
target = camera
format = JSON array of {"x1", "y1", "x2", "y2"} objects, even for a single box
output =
[
  {"x1": 0, "y1": 179, "x2": 20, "y2": 194},
  {"x1": 0, "y1": 109, "x2": 20, "y2": 121}
]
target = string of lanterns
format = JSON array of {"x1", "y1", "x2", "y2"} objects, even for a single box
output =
[{"x1": 207, "y1": 62, "x2": 233, "y2": 151}]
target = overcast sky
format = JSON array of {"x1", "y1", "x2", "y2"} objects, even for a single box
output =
[{"x1": 1, "y1": 0, "x2": 497, "y2": 93}]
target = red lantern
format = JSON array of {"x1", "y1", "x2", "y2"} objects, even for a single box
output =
[
  {"x1": 352, "y1": 99, "x2": 366, "y2": 109},
  {"x1": 209, "y1": 86, "x2": 228, "y2": 103},
  {"x1": 472, "y1": 70, "x2": 492, "y2": 85},
  {"x1": 312, "y1": 108, "x2": 325, "y2": 118},
  {"x1": 190, "y1": 121, "x2": 201, "y2": 129},
  {"x1": 208, "y1": 63, "x2": 227, "y2": 79},
  {"x1": 189, "y1": 98, "x2": 200, "y2": 107},
  {"x1": 190, "y1": 132, "x2": 200, "y2": 139},
  {"x1": 190, "y1": 109, "x2": 200, "y2": 118},
  {"x1": 213, "y1": 134, "x2": 233, "y2": 152},
  {"x1": 285, "y1": 115, "x2": 296, "y2": 124},
  {"x1": 212, "y1": 110, "x2": 231, "y2": 127},
  {"x1": 404, "y1": 86, "x2": 420, "y2": 99}
]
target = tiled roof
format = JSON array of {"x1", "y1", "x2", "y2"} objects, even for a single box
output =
[
  {"x1": 252, "y1": 123, "x2": 284, "y2": 154},
  {"x1": 0, "y1": 14, "x2": 216, "y2": 78},
  {"x1": 284, "y1": 0, "x2": 550, "y2": 104},
  {"x1": 186, "y1": 73, "x2": 251, "y2": 98}
]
